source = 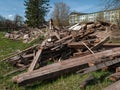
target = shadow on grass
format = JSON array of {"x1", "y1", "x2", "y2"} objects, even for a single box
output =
[
  {"x1": 23, "y1": 70, "x2": 111, "y2": 90},
  {"x1": 24, "y1": 73, "x2": 79, "y2": 90},
  {"x1": 78, "y1": 70, "x2": 112, "y2": 90}
]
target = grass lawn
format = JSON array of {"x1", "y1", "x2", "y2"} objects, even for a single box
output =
[{"x1": 0, "y1": 31, "x2": 113, "y2": 90}]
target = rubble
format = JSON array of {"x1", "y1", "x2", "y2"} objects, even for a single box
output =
[
  {"x1": 2, "y1": 21, "x2": 120, "y2": 86},
  {"x1": 4, "y1": 28, "x2": 44, "y2": 43},
  {"x1": 68, "y1": 21, "x2": 111, "y2": 31},
  {"x1": 12, "y1": 47, "x2": 120, "y2": 85}
]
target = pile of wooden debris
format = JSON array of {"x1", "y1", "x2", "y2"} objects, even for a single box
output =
[
  {"x1": 2, "y1": 21, "x2": 120, "y2": 88},
  {"x1": 5, "y1": 28, "x2": 44, "y2": 43}
]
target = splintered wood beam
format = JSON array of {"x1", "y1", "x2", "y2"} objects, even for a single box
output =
[
  {"x1": 103, "y1": 80, "x2": 120, "y2": 90},
  {"x1": 68, "y1": 42, "x2": 84, "y2": 49},
  {"x1": 81, "y1": 42, "x2": 96, "y2": 67},
  {"x1": 28, "y1": 48, "x2": 43, "y2": 72},
  {"x1": 12, "y1": 47, "x2": 120, "y2": 85},
  {"x1": 67, "y1": 35, "x2": 109, "y2": 50},
  {"x1": 54, "y1": 32, "x2": 60, "y2": 40},
  {"x1": 91, "y1": 36, "x2": 110, "y2": 50},
  {"x1": 77, "y1": 58, "x2": 120, "y2": 75},
  {"x1": 108, "y1": 72, "x2": 120, "y2": 81},
  {"x1": 103, "y1": 43, "x2": 120, "y2": 47},
  {"x1": 103, "y1": 43, "x2": 120, "y2": 49},
  {"x1": 2, "y1": 44, "x2": 39, "y2": 62},
  {"x1": 55, "y1": 35, "x2": 72, "y2": 43},
  {"x1": 67, "y1": 39, "x2": 96, "y2": 49},
  {"x1": 22, "y1": 53, "x2": 34, "y2": 58},
  {"x1": 28, "y1": 40, "x2": 46, "y2": 72},
  {"x1": 73, "y1": 51, "x2": 90, "y2": 57},
  {"x1": 82, "y1": 42, "x2": 95, "y2": 55}
]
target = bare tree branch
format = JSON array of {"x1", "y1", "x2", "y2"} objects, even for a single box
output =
[{"x1": 51, "y1": 2, "x2": 70, "y2": 28}]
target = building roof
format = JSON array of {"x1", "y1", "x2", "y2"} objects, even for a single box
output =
[
  {"x1": 70, "y1": 7, "x2": 120, "y2": 16},
  {"x1": 70, "y1": 12, "x2": 86, "y2": 15}
]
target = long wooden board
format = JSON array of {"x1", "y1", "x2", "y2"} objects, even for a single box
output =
[
  {"x1": 77, "y1": 58, "x2": 120, "y2": 75},
  {"x1": 13, "y1": 47, "x2": 120, "y2": 85},
  {"x1": 28, "y1": 48, "x2": 43, "y2": 72},
  {"x1": 2, "y1": 44, "x2": 39, "y2": 62}
]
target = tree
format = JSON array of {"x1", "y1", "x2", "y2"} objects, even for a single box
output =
[
  {"x1": 0, "y1": 15, "x2": 6, "y2": 28},
  {"x1": 103, "y1": 0, "x2": 120, "y2": 9},
  {"x1": 51, "y1": 2, "x2": 70, "y2": 28},
  {"x1": 24, "y1": 0, "x2": 49, "y2": 28},
  {"x1": 14, "y1": 15, "x2": 24, "y2": 26},
  {"x1": 5, "y1": 19, "x2": 14, "y2": 31},
  {"x1": 102, "y1": 0, "x2": 120, "y2": 28}
]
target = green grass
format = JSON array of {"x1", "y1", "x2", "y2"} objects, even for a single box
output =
[
  {"x1": 23, "y1": 71, "x2": 112, "y2": 90},
  {"x1": 0, "y1": 32, "x2": 43, "y2": 60},
  {"x1": 0, "y1": 31, "x2": 114, "y2": 90}
]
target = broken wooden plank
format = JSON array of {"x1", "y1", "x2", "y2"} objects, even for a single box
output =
[
  {"x1": 91, "y1": 36, "x2": 110, "y2": 50},
  {"x1": 55, "y1": 35, "x2": 72, "y2": 43},
  {"x1": 3, "y1": 65, "x2": 29, "y2": 77},
  {"x1": 28, "y1": 48, "x2": 43, "y2": 72},
  {"x1": 69, "y1": 36, "x2": 109, "y2": 58},
  {"x1": 116, "y1": 67, "x2": 120, "y2": 72},
  {"x1": 77, "y1": 58, "x2": 120, "y2": 75},
  {"x1": 28, "y1": 39, "x2": 47, "y2": 72},
  {"x1": 103, "y1": 43, "x2": 120, "y2": 49},
  {"x1": 53, "y1": 32, "x2": 60, "y2": 40},
  {"x1": 67, "y1": 39, "x2": 96, "y2": 49},
  {"x1": 80, "y1": 75, "x2": 95, "y2": 89},
  {"x1": 82, "y1": 42, "x2": 95, "y2": 55},
  {"x1": 2, "y1": 44, "x2": 39, "y2": 62},
  {"x1": 22, "y1": 53, "x2": 34, "y2": 58},
  {"x1": 103, "y1": 80, "x2": 120, "y2": 90},
  {"x1": 103, "y1": 43, "x2": 120, "y2": 47},
  {"x1": 12, "y1": 47, "x2": 120, "y2": 85},
  {"x1": 108, "y1": 72, "x2": 120, "y2": 81},
  {"x1": 73, "y1": 51, "x2": 90, "y2": 57},
  {"x1": 68, "y1": 38, "x2": 96, "y2": 47},
  {"x1": 67, "y1": 42, "x2": 84, "y2": 49},
  {"x1": 81, "y1": 42, "x2": 96, "y2": 66}
]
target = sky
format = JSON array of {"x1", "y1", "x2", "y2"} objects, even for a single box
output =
[{"x1": 0, "y1": 0, "x2": 105, "y2": 20}]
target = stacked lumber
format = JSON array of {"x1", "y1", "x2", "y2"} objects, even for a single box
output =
[
  {"x1": 3, "y1": 44, "x2": 40, "y2": 68},
  {"x1": 3, "y1": 21, "x2": 120, "y2": 86},
  {"x1": 4, "y1": 25, "x2": 109, "y2": 68},
  {"x1": 12, "y1": 47, "x2": 120, "y2": 85}
]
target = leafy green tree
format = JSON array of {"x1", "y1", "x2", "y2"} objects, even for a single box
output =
[{"x1": 24, "y1": 0, "x2": 49, "y2": 28}]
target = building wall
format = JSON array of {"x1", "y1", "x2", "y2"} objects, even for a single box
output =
[
  {"x1": 69, "y1": 14, "x2": 79, "y2": 25},
  {"x1": 69, "y1": 9, "x2": 120, "y2": 25}
]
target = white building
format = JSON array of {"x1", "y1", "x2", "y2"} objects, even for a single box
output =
[{"x1": 69, "y1": 8, "x2": 120, "y2": 25}]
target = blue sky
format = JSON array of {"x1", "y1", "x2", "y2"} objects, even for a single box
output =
[{"x1": 0, "y1": 0, "x2": 105, "y2": 20}]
